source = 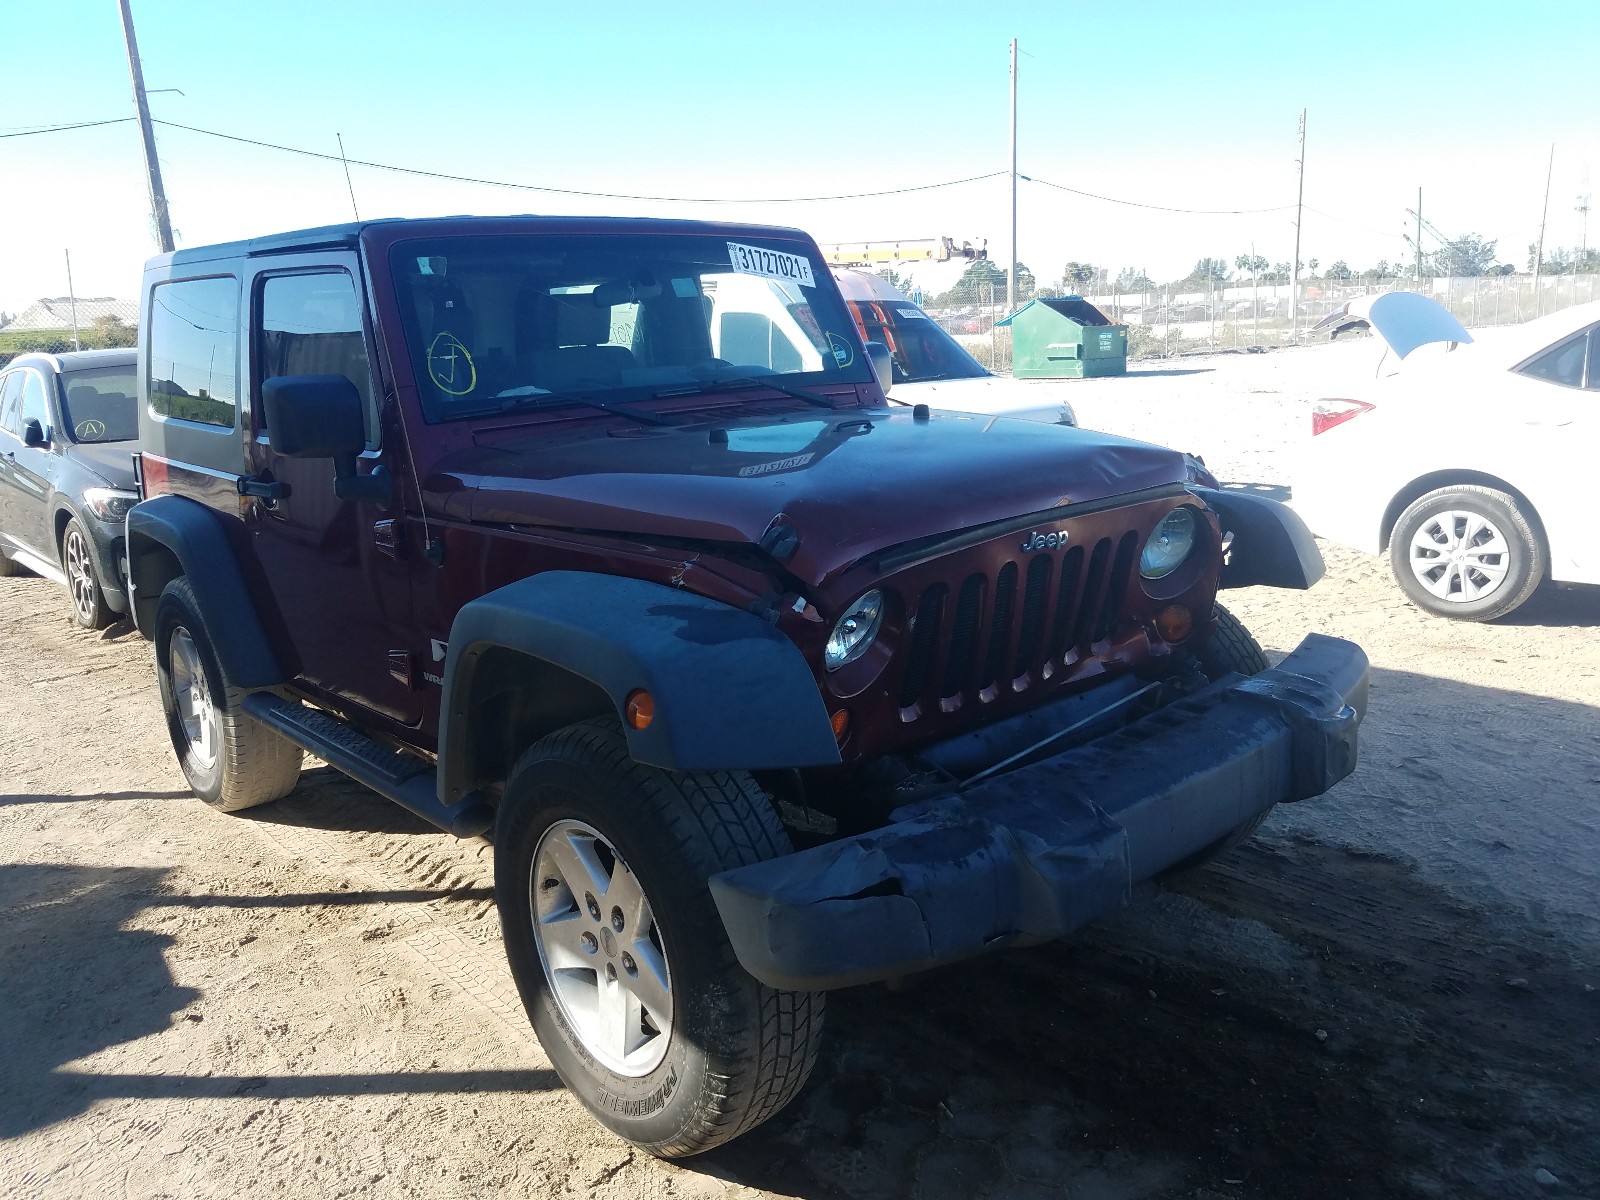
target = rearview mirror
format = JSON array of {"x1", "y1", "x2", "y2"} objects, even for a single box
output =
[
  {"x1": 864, "y1": 341, "x2": 893, "y2": 396},
  {"x1": 21, "y1": 418, "x2": 46, "y2": 448},
  {"x1": 262, "y1": 374, "x2": 390, "y2": 504}
]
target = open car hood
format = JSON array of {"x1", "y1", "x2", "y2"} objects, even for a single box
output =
[{"x1": 1312, "y1": 291, "x2": 1473, "y2": 359}]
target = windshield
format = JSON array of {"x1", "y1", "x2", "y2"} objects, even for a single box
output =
[
  {"x1": 389, "y1": 233, "x2": 872, "y2": 421},
  {"x1": 845, "y1": 299, "x2": 990, "y2": 384},
  {"x1": 59, "y1": 364, "x2": 139, "y2": 443}
]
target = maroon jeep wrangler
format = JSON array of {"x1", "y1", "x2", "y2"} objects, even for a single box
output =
[{"x1": 126, "y1": 216, "x2": 1366, "y2": 1156}]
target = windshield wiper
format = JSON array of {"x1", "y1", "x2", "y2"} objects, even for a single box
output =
[
  {"x1": 652, "y1": 375, "x2": 842, "y2": 410},
  {"x1": 497, "y1": 390, "x2": 678, "y2": 426}
]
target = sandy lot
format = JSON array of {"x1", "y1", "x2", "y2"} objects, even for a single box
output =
[{"x1": 3, "y1": 347, "x2": 1598, "y2": 1199}]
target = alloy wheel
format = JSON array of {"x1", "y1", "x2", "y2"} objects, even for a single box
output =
[
  {"x1": 169, "y1": 628, "x2": 219, "y2": 769},
  {"x1": 64, "y1": 528, "x2": 96, "y2": 624},
  {"x1": 530, "y1": 818, "x2": 673, "y2": 1076}
]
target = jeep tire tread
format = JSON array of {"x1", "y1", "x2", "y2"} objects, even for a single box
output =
[
  {"x1": 495, "y1": 718, "x2": 824, "y2": 1158},
  {"x1": 155, "y1": 576, "x2": 302, "y2": 811},
  {"x1": 1162, "y1": 603, "x2": 1273, "y2": 876}
]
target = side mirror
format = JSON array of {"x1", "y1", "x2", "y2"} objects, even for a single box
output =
[
  {"x1": 261, "y1": 374, "x2": 390, "y2": 504},
  {"x1": 864, "y1": 341, "x2": 893, "y2": 396},
  {"x1": 22, "y1": 418, "x2": 46, "y2": 448}
]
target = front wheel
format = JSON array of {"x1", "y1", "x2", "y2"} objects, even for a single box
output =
[
  {"x1": 496, "y1": 719, "x2": 824, "y2": 1158},
  {"x1": 1161, "y1": 604, "x2": 1272, "y2": 877},
  {"x1": 62, "y1": 518, "x2": 112, "y2": 629},
  {"x1": 1389, "y1": 485, "x2": 1544, "y2": 621},
  {"x1": 155, "y1": 577, "x2": 302, "y2": 811}
]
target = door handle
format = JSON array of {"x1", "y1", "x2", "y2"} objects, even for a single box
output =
[{"x1": 236, "y1": 474, "x2": 290, "y2": 501}]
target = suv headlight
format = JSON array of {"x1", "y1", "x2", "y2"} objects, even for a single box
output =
[
  {"x1": 824, "y1": 590, "x2": 884, "y2": 671},
  {"x1": 1140, "y1": 507, "x2": 1196, "y2": 579},
  {"x1": 83, "y1": 487, "x2": 140, "y2": 522}
]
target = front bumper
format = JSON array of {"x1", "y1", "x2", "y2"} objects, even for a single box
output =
[{"x1": 710, "y1": 633, "x2": 1368, "y2": 991}]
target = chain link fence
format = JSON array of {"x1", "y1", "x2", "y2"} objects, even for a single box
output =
[{"x1": 925, "y1": 272, "x2": 1600, "y2": 371}]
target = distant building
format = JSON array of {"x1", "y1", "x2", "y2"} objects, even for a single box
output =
[{"x1": 1, "y1": 297, "x2": 140, "y2": 332}]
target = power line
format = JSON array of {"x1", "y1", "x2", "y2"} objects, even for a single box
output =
[
  {"x1": 0, "y1": 117, "x2": 136, "y2": 139},
  {"x1": 150, "y1": 119, "x2": 1007, "y2": 204},
  {"x1": 1021, "y1": 173, "x2": 1293, "y2": 215}
]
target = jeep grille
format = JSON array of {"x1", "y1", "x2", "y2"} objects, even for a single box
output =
[{"x1": 896, "y1": 531, "x2": 1140, "y2": 716}]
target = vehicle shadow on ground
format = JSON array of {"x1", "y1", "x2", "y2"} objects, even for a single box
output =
[
  {"x1": 696, "y1": 665, "x2": 1600, "y2": 1200},
  {"x1": 250, "y1": 764, "x2": 445, "y2": 837},
  {"x1": 0, "y1": 862, "x2": 554, "y2": 1139},
  {"x1": 1121, "y1": 367, "x2": 1216, "y2": 378},
  {"x1": 1493, "y1": 581, "x2": 1600, "y2": 628},
  {"x1": 0, "y1": 789, "x2": 196, "y2": 805}
]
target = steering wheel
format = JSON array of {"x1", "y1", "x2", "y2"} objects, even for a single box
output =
[{"x1": 75, "y1": 419, "x2": 106, "y2": 440}]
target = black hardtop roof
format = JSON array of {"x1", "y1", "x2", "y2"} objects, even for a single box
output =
[{"x1": 143, "y1": 214, "x2": 818, "y2": 272}]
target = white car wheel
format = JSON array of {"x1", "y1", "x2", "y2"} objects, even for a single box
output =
[{"x1": 1389, "y1": 486, "x2": 1544, "y2": 621}]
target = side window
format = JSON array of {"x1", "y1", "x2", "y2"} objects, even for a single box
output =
[
  {"x1": 1517, "y1": 330, "x2": 1587, "y2": 389},
  {"x1": 0, "y1": 372, "x2": 22, "y2": 435},
  {"x1": 148, "y1": 276, "x2": 239, "y2": 427},
  {"x1": 257, "y1": 271, "x2": 375, "y2": 433},
  {"x1": 1589, "y1": 328, "x2": 1599, "y2": 391},
  {"x1": 18, "y1": 370, "x2": 50, "y2": 434}
]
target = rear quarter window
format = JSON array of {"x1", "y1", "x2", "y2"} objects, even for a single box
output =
[{"x1": 147, "y1": 276, "x2": 240, "y2": 427}]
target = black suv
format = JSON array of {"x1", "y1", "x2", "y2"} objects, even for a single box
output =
[{"x1": 0, "y1": 349, "x2": 141, "y2": 627}]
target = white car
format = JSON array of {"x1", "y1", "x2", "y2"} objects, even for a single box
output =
[
  {"x1": 1295, "y1": 293, "x2": 1600, "y2": 620},
  {"x1": 832, "y1": 269, "x2": 1076, "y2": 426}
]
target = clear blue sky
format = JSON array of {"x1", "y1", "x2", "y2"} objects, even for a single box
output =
[{"x1": 5, "y1": 0, "x2": 1597, "y2": 312}]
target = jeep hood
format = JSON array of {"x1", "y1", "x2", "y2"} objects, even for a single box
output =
[{"x1": 426, "y1": 407, "x2": 1187, "y2": 584}]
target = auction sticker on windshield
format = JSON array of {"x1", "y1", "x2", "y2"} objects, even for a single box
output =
[{"x1": 727, "y1": 242, "x2": 816, "y2": 288}]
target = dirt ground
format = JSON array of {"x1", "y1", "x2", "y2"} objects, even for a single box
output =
[{"x1": 3, "y1": 352, "x2": 1599, "y2": 1198}]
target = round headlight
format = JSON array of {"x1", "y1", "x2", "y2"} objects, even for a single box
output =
[
  {"x1": 1140, "y1": 508, "x2": 1197, "y2": 579},
  {"x1": 824, "y1": 590, "x2": 884, "y2": 671}
]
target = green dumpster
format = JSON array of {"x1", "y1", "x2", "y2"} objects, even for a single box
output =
[{"x1": 997, "y1": 296, "x2": 1128, "y2": 378}]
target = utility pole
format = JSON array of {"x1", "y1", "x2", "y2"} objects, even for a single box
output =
[
  {"x1": 1576, "y1": 175, "x2": 1591, "y2": 264},
  {"x1": 1533, "y1": 144, "x2": 1554, "y2": 316},
  {"x1": 1414, "y1": 188, "x2": 1423, "y2": 285},
  {"x1": 117, "y1": 0, "x2": 174, "y2": 253},
  {"x1": 1251, "y1": 239, "x2": 1259, "y2": 346},
  {"x1": 1004, "y1": 37, "x2": 1017, "y2": 316},
  {"x1": 64, "y1": 250, "x2": 81, "y2": 352},
  {"x1": 1290, "y1": 109, "x2": 1305, "y2": 345}
]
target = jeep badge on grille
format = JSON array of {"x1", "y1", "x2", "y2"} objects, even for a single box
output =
[{"x1": 1021, "y1": 530, "x2": 1067, "y2": 552}]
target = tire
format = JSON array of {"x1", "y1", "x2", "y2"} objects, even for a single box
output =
[
  {"x1": 496, "y1": 719, "x2": 824, "y2": 1158},
  {"x1": 1389, "y1": 485, "x2": 1544, "y2": 621},
  {"x1": 1162, "y1": 603, "x2": 1272, "y2": 876},
  {"x1": 154, "y1": 577, "x2": 302, "y2": 811},
  {"x1": 61, "y1": 518, "x2": 112, "y2": 629}
]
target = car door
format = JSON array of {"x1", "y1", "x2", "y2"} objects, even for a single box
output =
[
  {"x1": 1502, "y1": 322, "x2": 1600, "y2": 580},
  {"x1": 0, "y1": 370, "x2": 26, "y2": 555},
  {"x1": 1, "y1": 366, "x2": 58, "y2": 561},
  {"x1": 242, "y1": 255, "x2": 422, "y2": 726}
]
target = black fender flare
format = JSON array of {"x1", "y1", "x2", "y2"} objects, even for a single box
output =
[
  {"x1": 1194, "y1": 486, "x2": 1325, "y2": 590},
  {"x1": 125, "y1": 496, "x2": 286, "y2": 688},
  {"x1": 438, "y1": 572, "x2": 841, "y2": 799}
]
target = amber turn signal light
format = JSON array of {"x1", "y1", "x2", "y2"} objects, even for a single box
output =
[
  {"x1": 830, "y1": 708, "x2": 850, "y2": 741},
  {"x1": 625, "y1": 689, "x2": 655, "y2": 730},
  {"x1": 1156, "y1": 604, "x2": 1193, "y2": 643}
]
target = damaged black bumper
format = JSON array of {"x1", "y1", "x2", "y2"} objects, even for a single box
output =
[{"x1": 709, "y1": 633, "x2": 1368, "y2": 991}]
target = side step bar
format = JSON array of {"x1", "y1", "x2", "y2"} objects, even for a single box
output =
[{"x1": 242, "y1": 692, "x2": 493, "y2": 837}]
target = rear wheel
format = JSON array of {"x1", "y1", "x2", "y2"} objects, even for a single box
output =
[
  {"x1": 62, "y1": 518, "x2": 112, "y2": 629},
  {"x1": 496, "y1": 719, "x2": 824, "y2": 1157},
  {"x1": 155, "y1": 577, "x2": 302, "y2": 811},
  {"x1": 1389, "y1": 485, "x2": 1543, "y2": 621}
]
